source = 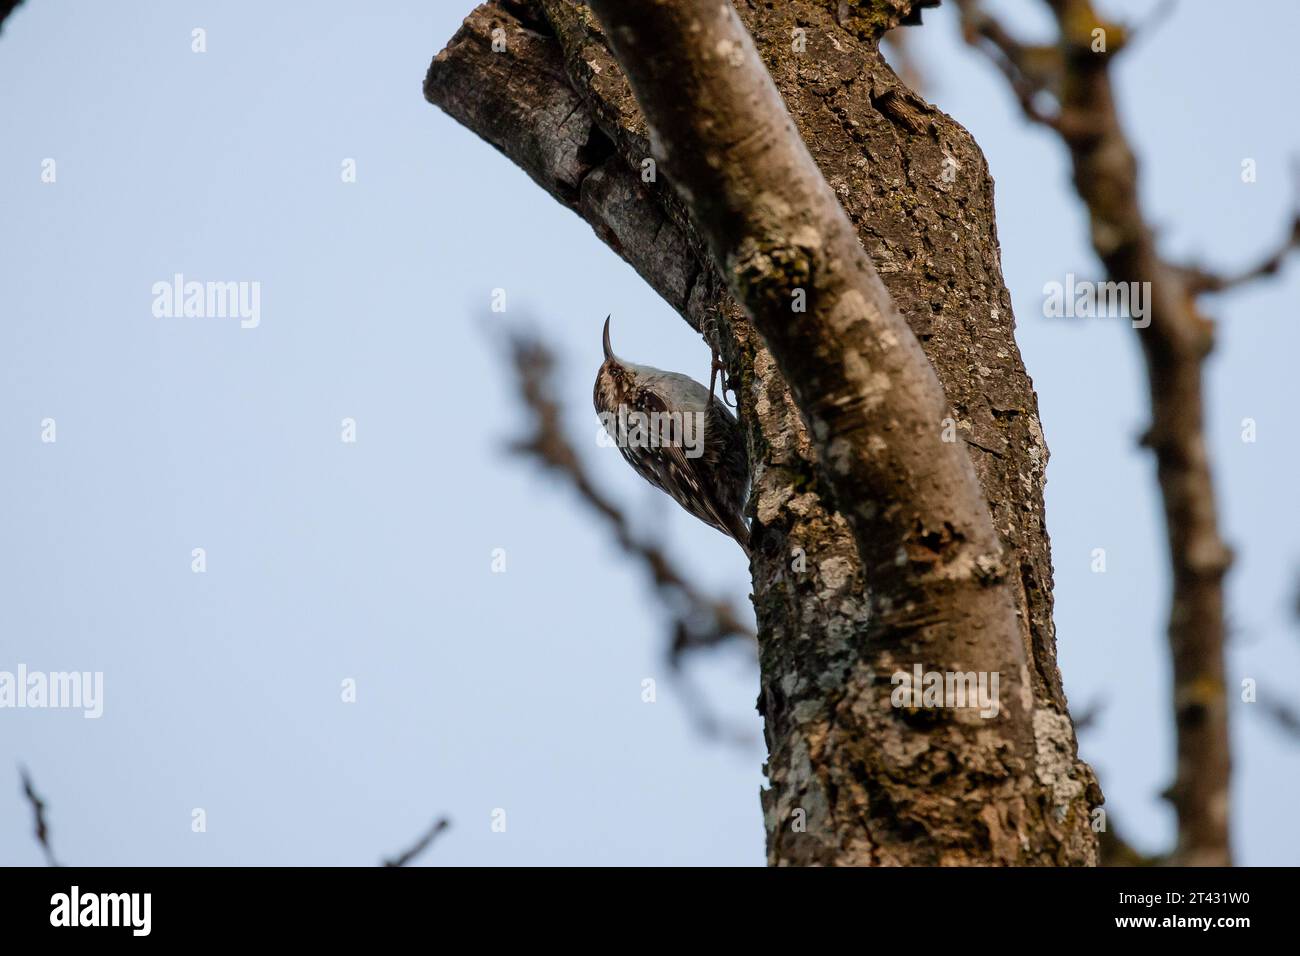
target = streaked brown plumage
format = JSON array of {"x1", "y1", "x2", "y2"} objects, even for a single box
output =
[{"x1": 594, "y1": 317, "x2": 751, "y2": 557}]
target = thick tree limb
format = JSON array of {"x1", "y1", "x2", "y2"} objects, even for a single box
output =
[
  {"x1": 587, "y1": 0, "x2": 1016, "y2": 634},
  {"x1": 428, "y1": 0, "x2": 1100, "y2": 864}
]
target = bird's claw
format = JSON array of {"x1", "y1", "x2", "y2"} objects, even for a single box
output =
[{"x1": 709, "y1": 349, "x2": 738, "y2": 408}]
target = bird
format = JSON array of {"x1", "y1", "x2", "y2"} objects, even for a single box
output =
[{"x1": 594, "y1": 316, "x2": 751, "y2": 558}]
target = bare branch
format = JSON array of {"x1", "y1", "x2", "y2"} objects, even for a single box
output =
[
  {"x1": 1071, "y1": 695, "x2": 1106, "y2": 734},
  {"x1": 1253, "y1": 687, "x2": 1300, "y2": 741},
  {"x1": 19, "y1": 766, "x2": 59, "y2": 867},
  {"x1": 1115, "y1": 0, "x2": 1178, "y2": 55},
  {"x1": 955, "y1": 0, "x2": 1062, "y2": 128},
  {"x1": 960, "y1": 0, "x2": 1237, "y2": 865},
  {"x1": 1181, "y1": 214, "x2": 1300, "y2": 295},
  {"x1": 383, "y1": 817, "x2": 450, "y2": 867},
  {"x1": 0, "y1": 0, "x2": 26, "y2": 35}
]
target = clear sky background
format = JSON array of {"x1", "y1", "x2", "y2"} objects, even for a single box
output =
[{"x1": 1, "y1": 0, "x2": 1295, "y2": 866}]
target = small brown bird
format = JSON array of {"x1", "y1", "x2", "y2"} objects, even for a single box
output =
[{"x1": 594, "y1": 317, "x2": 751, "y2": 557}]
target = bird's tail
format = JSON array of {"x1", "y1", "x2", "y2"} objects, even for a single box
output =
[{"x1": 729, "y1": 517, "x2": 752, "y2": 561}]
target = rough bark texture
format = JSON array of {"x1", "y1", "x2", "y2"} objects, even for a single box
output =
[
  {"x1": 959, "y1": 0, "x2": 1240, "y2": 867},
  {"x1": 427, "y1": 0, "x2": 1100, "y2": 865}
]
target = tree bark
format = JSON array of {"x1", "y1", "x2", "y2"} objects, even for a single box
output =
[{"x1": 427, "y1": 0, "x2": 1100, "y2": 865}]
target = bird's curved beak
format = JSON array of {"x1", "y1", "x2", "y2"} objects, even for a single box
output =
[{"x1": 602, "y1": 315, "x2": 613, "y2": 361}]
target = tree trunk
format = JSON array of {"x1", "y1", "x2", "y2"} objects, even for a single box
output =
[{"x1": 426, "y1": 0, "x2": 1100, "y2": 865}]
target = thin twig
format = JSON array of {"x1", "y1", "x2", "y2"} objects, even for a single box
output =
[
  {"x1": 1119, "y1": 0, "x2": 1178, "y2": 53},
  {"x1": 0, "y1": 0, "x2": 27, "y2": 35},
  {"x1": 19, "y1": 766, "x2": 59, "y2": 867},
  {"x1": 382, "y1": 817, "x2": 450, "y2": 867},
  {"x1": 1182, "y1": 216, "x2": 1300, "y2": 294},
  {"x1": 955, "y1": 0, "x2": 1061, "y2": 128},
  {"x1": 1253, "y1": 687, "x2": 1300, "y2": 740},
  {"x1": 1071, "y1": 695, "x2": 1105, "y2": 734}
]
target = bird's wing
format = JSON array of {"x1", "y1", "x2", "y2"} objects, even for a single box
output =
[
  {"x1": 705, "y1": 396, "x2": 752, "y2": 553},
  {"x1": 631, "y1": 388, "x2": 739, "y2": 541}
]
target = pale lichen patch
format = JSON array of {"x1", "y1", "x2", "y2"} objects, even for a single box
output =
[
  {"x1": 756, "y1": 481, "x2": 794, "y2": 524},
  {"x1": 786, "y1": 492, "x2": 822, "y2": 517},
  {"x1": 1033, "y1": 708, "x2": 1086, "y2": 813},
  {"x1": 819, "y1": 556, "x2": 854, "y2": 592}
]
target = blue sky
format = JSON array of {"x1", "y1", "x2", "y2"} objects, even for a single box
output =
[{"x1": 1, "y1": 0, "x2": 1296, "y2": 865}]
